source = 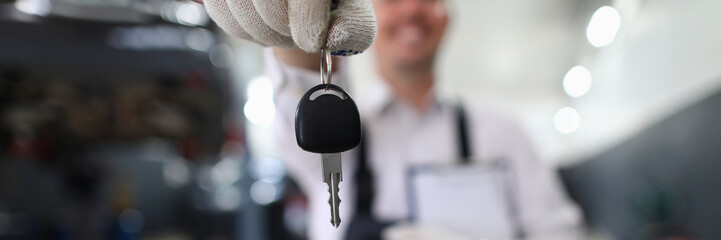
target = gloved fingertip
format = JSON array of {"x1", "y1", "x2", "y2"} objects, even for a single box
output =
[{"x1": 331, "y1": 49, "x2": 363, "y2": 56}]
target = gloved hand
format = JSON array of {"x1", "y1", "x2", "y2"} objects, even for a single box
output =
[{"x1": 204, "y1": 0, "x2": 376, "y2": 56}]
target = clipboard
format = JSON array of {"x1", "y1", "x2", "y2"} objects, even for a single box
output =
[{"x1": 407, "y1": 159, "x2": 522, "y2": 239}]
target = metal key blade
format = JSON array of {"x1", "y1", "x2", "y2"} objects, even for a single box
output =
[
  {"x1": 328, "y1": 172, "x2": 341, "y2": 227},
  {"x1": 321, "y1": 153, "x2": 343, "y2": 227}
]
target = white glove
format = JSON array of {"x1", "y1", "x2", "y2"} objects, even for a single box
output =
[{"x1": 204, "y1": 0, "x2": 376, "y2": 56}]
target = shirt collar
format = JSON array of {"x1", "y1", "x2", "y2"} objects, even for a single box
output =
[{"x1": 358, "y1": 75, "x2": 444, "y2": 118}]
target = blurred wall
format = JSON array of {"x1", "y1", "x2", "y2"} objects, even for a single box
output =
[
  {"x1": 563, "y1": 77, "x2": 721, "y2": 240},
  {"x1": 560, "y1": 0, "x2": 721, "y2": 239},
  {"x1": 573, "y1": 0, "x2": 721, "y2": 162}
]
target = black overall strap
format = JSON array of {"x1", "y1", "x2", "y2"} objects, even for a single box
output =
[
  {"x1": 456, "y1": 104, "x2": 471, "y2": 163},
  {"x1": 346, "y1": 104, "x2": 470, "y2": 240},
  {"x1": 355, "y1": 127, "x2": 373, "y2": 215}
]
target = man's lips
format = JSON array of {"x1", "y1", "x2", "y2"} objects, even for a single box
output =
[{"x1": 395, "y1": 25, "x2": 426, "y2": 45}]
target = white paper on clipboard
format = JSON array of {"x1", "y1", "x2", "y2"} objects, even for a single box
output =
[{"x1": 407, "y1": 160, "x2": 519, "y2": 239}]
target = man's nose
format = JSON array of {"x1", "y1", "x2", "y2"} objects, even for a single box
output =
[{"x1": 396, "y1": 0, "x2": 431, "y2": 21}]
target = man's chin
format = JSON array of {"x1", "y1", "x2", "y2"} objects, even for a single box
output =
[
  {"x1": 400, "y1": 50, "x2": 433, "y2": 62},
  {"x1": 395, "y1": 55, "x2": 434, "y2": 72}
]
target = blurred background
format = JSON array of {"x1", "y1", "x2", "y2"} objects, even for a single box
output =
[{"x1": 1, "y1": 0, "x2": 720, "y2": 239}]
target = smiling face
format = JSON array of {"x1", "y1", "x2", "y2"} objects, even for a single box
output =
[{"x1": 372, "y1": 0, "x2": 449, "y2": 71}]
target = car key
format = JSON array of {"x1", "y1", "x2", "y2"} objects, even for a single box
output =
[{"x1": 295, "y1": 49, "x2": 361, "y2": 228}]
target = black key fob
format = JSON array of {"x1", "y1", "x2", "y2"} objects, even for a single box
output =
[{"x1": 295, "y1": 84, "x2": 361, "y2": 153}]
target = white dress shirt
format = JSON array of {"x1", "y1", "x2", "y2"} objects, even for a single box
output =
[{"x1": 265, "y1": 49, "x2": 582, "y2": 240}]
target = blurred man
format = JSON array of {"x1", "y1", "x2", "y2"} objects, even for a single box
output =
[{"x1": 202, "y1": 0, "x2": 582, "y2": 239}]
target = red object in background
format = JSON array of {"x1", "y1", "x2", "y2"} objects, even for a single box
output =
[
  {"x1": 178, "y1": 137, "x2": 201, "y2": 161},
  {"x1": 8, "y1": 138, "x2": 56, "y2": 162},
  {"x1": 183, "y1": 69, "x2": 208, "y2": 90},
  {"x1": 224, "y1": 122, "x2": 244, "y2": 146},
  {"x1": 9, "y1": 135, "x2": 33, "y2": 160},
  {"x1": 33, "y1": 138, "x2": 56, "y2": 162},
  {"x1": 33, "y1": 127, "x2": 58, "y2": 162}
]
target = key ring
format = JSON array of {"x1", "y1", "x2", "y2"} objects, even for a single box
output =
[{"x1": 320, "y1": 48, "x2": 332, "y2": 91}]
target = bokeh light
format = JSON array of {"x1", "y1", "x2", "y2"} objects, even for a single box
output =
[
  {"x1": 563, "y1": 66, "x2": 593, "y2": 98},
  {"x1": 554, "y1": 107, "x2": 581, "y2": 134},
  {"x1": 587, "y1": 6, "x2": 622, "y2": 47}
]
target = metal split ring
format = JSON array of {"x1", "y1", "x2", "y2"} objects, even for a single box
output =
[{"x1": 320, "y1": 48, "x2": 332, "y2": 90}]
